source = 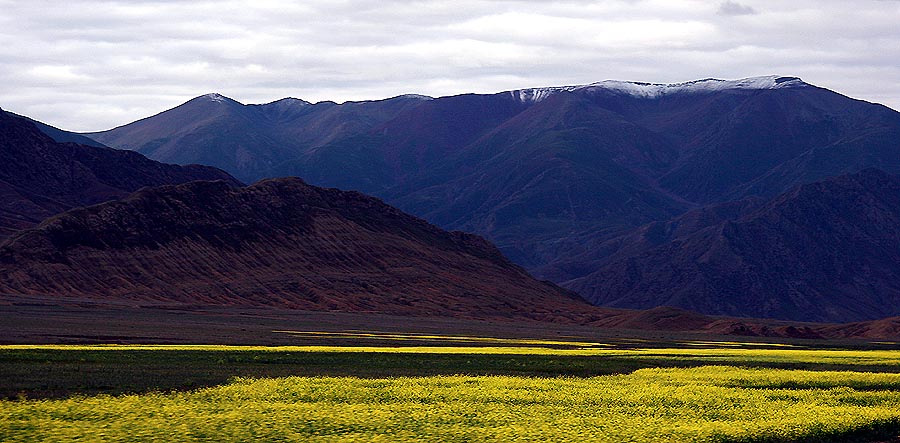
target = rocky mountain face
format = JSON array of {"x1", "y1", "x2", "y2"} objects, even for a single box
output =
[
  {"x1": 568, "y1": 169, "x2": 900, "y2": 322},
  {"x1": 0, "y1": 178, "x2": 597, "y2": 322},
  {"x1": 84, "y1": 77, "x2": 900, "y2": 277},
  {"x1": 0, "y1": 109, "x2": 241, "y2": 239}
]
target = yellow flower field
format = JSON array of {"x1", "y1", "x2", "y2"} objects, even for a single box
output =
[{"x1": 3, "y1": 365, "x2": 900, "y2": 442}]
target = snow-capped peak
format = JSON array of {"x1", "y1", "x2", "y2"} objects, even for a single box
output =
[
  {"x1": 201, "y1": 93, "x2": 229, "y2": 103},
  {"x1": 509, "y1": 76, "x2": 808, "y2": 103}
]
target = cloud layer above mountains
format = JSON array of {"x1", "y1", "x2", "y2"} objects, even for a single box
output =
[{"x1": 2, "y1": 0, "x2": 898, "y2": 131}]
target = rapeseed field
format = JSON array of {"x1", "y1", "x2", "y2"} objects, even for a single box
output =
[{"x1": 3, "y1": 365, "x2": 900, "y2": 442}]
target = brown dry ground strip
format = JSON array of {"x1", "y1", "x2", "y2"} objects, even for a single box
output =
[{"x1": 3, "y1": 297, "x2": 889, "y2": 349}]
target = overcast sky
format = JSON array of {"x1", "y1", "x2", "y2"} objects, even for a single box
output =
[{"x1": 1, "y1": 0, "x2": 899, "y2": 132}]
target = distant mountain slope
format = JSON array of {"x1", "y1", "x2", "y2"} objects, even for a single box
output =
[
  {"x1": 382, "y1": 92, "x2": 690, "y2": 267},
  {"x1": 568, "y1": 169, "x2": 900, "y2": 323},
  {"x1": 88, "y1": 94, "x2": 430, "y2": 183},
  {"x1": 0, "y1": 108, "x2": 241, "y2": 239},
  {"x1": 652, "y1": 83, "x2": 900, "y2": 203},
  {"x1": 83, "y1": 76, "x2": 900, "y2": 277},
  {"x1": 10, "y1": 112, "x2": 108, "y2": 147},
  {"x1": 538, "y1": 197, "x2": 766, "y2": 284},
  {"x1": 0, "y1": 178, "x2": 594, "y2": 321}
]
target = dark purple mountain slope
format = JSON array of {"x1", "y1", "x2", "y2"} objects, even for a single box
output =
[
  {"x1": 10, "y1": 112, "x2": 108, "y2": 147},
  {"x1": 384, "y1": 92, "x2": 690, "y2": 267},
  {"x1": 0, "y1": 108, "x2": 241, "y2": 239},
  {"x1": 654, "y1": 85, "x2": 900, "y2": 203},
  {"x1": 568, "y1": 169, "x2": 900, "y2": 322},
  {"x1": 538, "y1": 197, "x2": 766, "y2": 283}
]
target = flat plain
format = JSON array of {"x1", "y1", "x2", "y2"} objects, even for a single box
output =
[{"x1": 3, "y1": 321, "x2": 900, "y2": 442}]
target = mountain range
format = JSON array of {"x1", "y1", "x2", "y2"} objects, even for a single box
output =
[
  {"x1": 72, "y1": 76, "x2": 900, "y2": 322},
  {"x1": 0, "y1": 89, "x2": 898, "y2": 334},
  {"x1": 84, "y1": 77, "x2": 900, "y2": 276}
]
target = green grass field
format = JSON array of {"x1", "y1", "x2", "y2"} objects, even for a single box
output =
[{"x1": 3, "y1": 337, "x2": 900, "y2": 442}]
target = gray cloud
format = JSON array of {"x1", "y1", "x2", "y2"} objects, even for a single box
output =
[
  {"x1": 718, "y1": 1, "x2": 757, "y2": 16},
  {"x1": 0, "y1": 0, "x2": 898, "y2": 131}
]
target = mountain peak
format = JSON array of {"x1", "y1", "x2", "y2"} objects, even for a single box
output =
[
  {"x1": 194, "y1": 93, "x2": 238, "y2": 105},
  {"x1": 263, "y1": 97, "x2": 310, "y2": 106},
  {"x1": 254, "y1": 97, "x2": 312, "y2": 111},
  {"x1": 203, "y1": 92, "x2": 227, "y2": 101}
]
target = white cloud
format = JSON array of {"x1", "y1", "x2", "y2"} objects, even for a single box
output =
[{"x1": 0, "y1": 0, "x2": 898, "y2": 131}]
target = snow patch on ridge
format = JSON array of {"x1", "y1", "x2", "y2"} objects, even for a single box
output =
[
  {"x1": 510, "y1": 76, "x2": 809, "y2": 103},
  {"x1": 394, "y1": 94, "x2": 434, "y2": 101},
  {"x1": 509, "y1": 87, "x2": 571, "y2": 104},
  {"x1": 586, "y1": 76, "x2": 807, "y2": 98},
  {"x1": 260, "y1": 97, "x2": 311, "y2": 107}
]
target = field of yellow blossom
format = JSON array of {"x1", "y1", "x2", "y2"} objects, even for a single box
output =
[
  {"x1": 2, "y1": 340, "x2": 900, "y2": 442},
  {"x1": 3, "y1": 364, "x2": 900, "y2": 442}
]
